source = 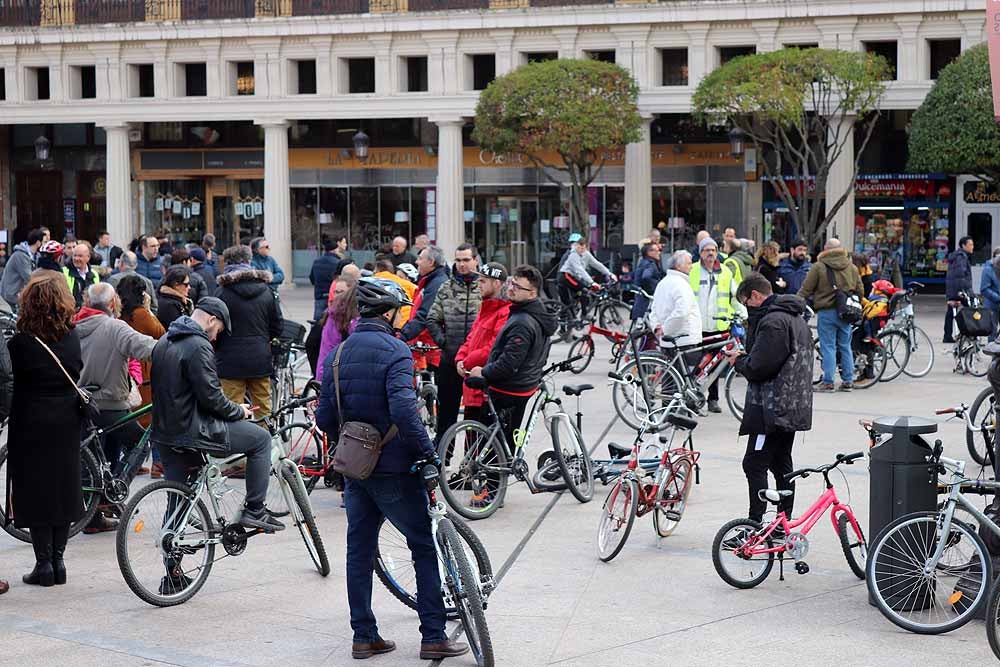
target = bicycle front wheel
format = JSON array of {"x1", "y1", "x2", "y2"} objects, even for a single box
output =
[
  {"x1": 611, "y1": 355, "x2": 684, "y2": 433},
  {"x1": 281, "y1": 464, "x2": 330, "y2": 576},
  {"x1": 567, "y1": 336, "x2": 595, "y2": 374},
  {"x1": 596, "y1": 477, "x2": 637, "y2": 562},
  {"x1": 712, "y1": 518, "x2": 774, "y2": 589},
  {"x1": 902, "y1": 325, "x2": 934, "y2": 378},
  {"x1": 653, "y1": 456, "x2": 694, "y2": 538},
  {"x1": 277, "y1": 422, "x2": 324, "y2": 493},
  {"x1": 438, "y1": 420, "x2": 509, "y2": 521},
  {"x1": 116, "y1": 480, "x2": 216, "y2": 607},
  {"x1": 878, "y1": 330, "x2": 910, "y2": 383},
  {"x1": 962, "y1": 337, "x2": 990, "y2": 377},
  {"x1": 723, "y1": 367, "x2": 747, "y2": 422},
  {"x1": 438, "y1": 518, "x2": 494, "y2": 667},
  {"x1": 597, "y1": 302, "x2": 631, "y2": 338},
  {"x1": 853, "y1": 341, "x2": 887, "y2": 389},
  {"x1": 867, "y1": 511, "x2": 992, "y2": 634},
  {"x1": 550, "y1": 414, "x2": 593, "y2": 503},
  {"x1": 836, "y1": 512, "x2": 867, "y2": 580},
  {"x1": 965, "y1": 386, "x2": 995, "y2": 466}
]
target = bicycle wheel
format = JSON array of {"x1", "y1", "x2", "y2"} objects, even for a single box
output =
[
  {"x1": 611, "y1": 355, "x2": 685, "y2": 433},
  {"x1": 852, "y1": 341, "x2": 887, "y2": 389},
  {"x1": 437, "y1": 420, "x2": 509, "y2": 521},
  {"x1": 116, "y1": 480, "x2": 215, "y2": 607},
  {"x1": 812, "y1": 337, "x2": 824, "y2": 385},
  {"x1": 724, "y1": 367, "x2": 747, "y2": 422},
  {"x1": 962, "y1": 337, "x2": 990, "y2": 377},
  {"x1": 653, "y1": 456, "x2": 693, "y2": 538},
  {"x1": 375, "y1": 512, "x2": 493, "y2": 621},
  {"x1": 596, "y1": 477, "x2": 637, "y2": 562},
  {"x1": 598, "y1": 302, "x2": 631, "y2": 338},
  {"x1": 877, "y1": 331, "x2": 911, "y2": 383},
  {"x1": 712, "y1": 518, "x2": 774, "y2": 589},
  {"x1": 277, "y1": 422, "x2": 324, "y2": 493},
  {"x1": 902, "y1": 325, "x2": 935, "y2": 378},
  {"x1": 419, "y1": 385, "x2": 438, "y2": 437},
  {"x1": 987, "y1": 579, "x2": 1000, "y2": 660},
  {"x1": 567, "y1": 336, "x2": 595, "y2": 374},
  {"x1": 836, "y1": 512, "x2": 867, "y2": 580},
  {"x1": 437, "y1": 518, "x2": 494, "y2": 667},
  {"x1": 0, "y1": 443, "x2": 102, "y2": 544},
  {"x1": 867, "y1": 511, "x2": 992, "y2": 634},
  {"x1": 550, "y1": 413, "x2": 593, "y2": 503},
  {"x1": 280, "y1": 465, "x2": 330, "y2": 576},
  {"x1": 965, "y1": 386, "x2": 995, "y2": 466}
]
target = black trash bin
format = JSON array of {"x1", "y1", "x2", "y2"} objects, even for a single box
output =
[{"x1": 868, "y1": 415, "x2": 940, "y2": 608}]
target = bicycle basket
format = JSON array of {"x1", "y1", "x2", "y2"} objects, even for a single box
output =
[
  {"x1": 956, "y1": 306, "x2": 996, "y2": 338},
  {"x1": 279, "y1": 320, "x2": 307, "y2": 347}
]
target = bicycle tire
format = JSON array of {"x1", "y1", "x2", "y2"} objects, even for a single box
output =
[
  {"x1": 596, "y1": 477, "x2": 637, "y2": 562},
  {"x1": 902, "y1": 325, "x2": 935, "y2": 378},
  {"x1": 0, "y1": 443, "x2": 102, "y2": 544},
  {"x1": 567, "y1": 336, "x2": 595, "y2": 374},
  {"x1": 281, "y1": 464, "x2": 330, "y2": 577},
  {"x1": 375, "y1": 512, "x2": 493, "y2": 620},
  {"x1": 437, "y1": 420, "x2": 509, "y2": 521},
  {"x1": 723, "y1": 367, "x2": 746, "y2": 422},
  {"x1": 598, "y1": 302, "x2": 631, "y2": 338},
  {"x1": 987, "y1": 579, "x2": 1000, "y2": 660},
  {"x1": 877, "y1": 330, "x2": 910, "y2": 383},
  {"x1": 965, "y1": 386, "x2": 995, "y2": 466},
  {"x1": 836, "y1": 512, "x2": 867, "y2": 580},
  {"x1": 653, "y1": 457, "x2": 694, "y2": 538},
  {"x1": 550, "y1": 414, "x2": 594, "y2": 503},
  {"x1": 962, "y1": 337, "x2": 990, "y2": 377},
  {"x1": 438, "y1": 518, "x2": 494, "y2": 667},
  {"x1": 611, "y1": 355, "x2": 685, "y2": 433},
  {"x1": 420, "y1": 385, "x2": 438, "y2": 437},
  {"x1": 277, "y1": 421, "x2": 324, "y2": 494},
  {"x1": 866, "y1": 511, "x2": 992, "y2": 635},
  {"x1": 116, "y1": 480, "x2": 215, "y2": 607},
  {"x1": 712, "y1": 518, "x2": 774, "y2": 589},
  {"x1": 853, "y1": 341, "x2": 887, "y2": 389}
]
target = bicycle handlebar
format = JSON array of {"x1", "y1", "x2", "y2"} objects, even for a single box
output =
[
  {"x1": 783, "y1": 451, "x2": 864, "y2": 482},
  {"x1": 410, "y1": 343, "x2": 440, "y2": 352},
  {"x1": 543, "y1": 355, "x2": 585, "y2": 376}
]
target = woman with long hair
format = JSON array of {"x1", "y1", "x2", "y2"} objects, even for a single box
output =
[
  {"x1": 316, "y1": 274, "x2": 360, "y2": 383},
  {"x1": 754, "y1": 241, "x2": 786, "y2": 293},
  {"x1": 6, "y1": 272, "x2": 82, "y2": 588},
  {"x1": 156, "y1": 264, "x2": 194, "y2": 330}
]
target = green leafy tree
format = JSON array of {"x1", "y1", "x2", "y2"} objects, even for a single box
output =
[
  {"x1": 693, "y1": 48, "x2": 889, "y2": 247},
  {"x1": 909, "y1": 43, "x2": 1000, "y2": 182},
  {"x1": 473, "y1": 59, "x2": 642, "y2": 232}
]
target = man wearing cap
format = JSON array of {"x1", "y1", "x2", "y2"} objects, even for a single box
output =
[
  {"x1": 778, "y1": 239, "x2": 812, "y2": 295},
  {"x1": 689, "y1": 236, "x2": 739, "y2": 412},
  {"x1": 455, "y1": 262, "x2": 511, "y2": 424},
  {"x1": 150, "y1": 296, "x2": 283, "y2": 561},
  {"x1": 557, "y1": 234, "x2": 616, "y2": 336},
  {"x1": 189, "y1": 247, "x2": 218, "y2": 299}
]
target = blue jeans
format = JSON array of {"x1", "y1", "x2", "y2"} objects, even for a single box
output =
[
  {"x1": 345, "y1": 474, "x2": 446, "y2": 645},
  {"x1": 313, "y1": 298, "x2": 327, "y2": 322},
  {"x1": 817, "y1": 308, "x2": 854, "y2": 384}
]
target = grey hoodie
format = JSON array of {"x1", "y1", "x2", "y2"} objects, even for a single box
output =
[
  {"x1": 76, "y1": 311, "x2": 156, "y2": 411},
  {"x1": 0, "y1": 242, "x2": 34, "y2": 306}
]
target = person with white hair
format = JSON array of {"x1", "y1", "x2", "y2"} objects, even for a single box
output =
[
  {"x1": 389, "y1": 236, "x2": 417, "y2": 268},
  {"x1": 649, "y1": 250, "x2": 702, "y2": 348},
  {"x1": 108, "y1": 250, "x2": 158, "y2": 313}
]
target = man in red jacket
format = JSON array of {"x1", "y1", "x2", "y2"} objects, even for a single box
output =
[{"x1": 455, "y1": 263, "x2": 511, "y2": 423}]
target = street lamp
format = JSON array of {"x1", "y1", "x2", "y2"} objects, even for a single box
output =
[
  {"x1": 34, "y1": 135, "x2": 50, "y2": 162},
  {"x1": 728, "y1": 127, "x2": 745, "y2": 158},
  {"x1": 352, "y1": 130, "x2": 370, "y2": 162}
]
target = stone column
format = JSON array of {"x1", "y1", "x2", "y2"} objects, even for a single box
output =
[
  {"x1": 260, "y1": 120, "x2": 291, "y2": 287},
  {"x1": 103, "y1": 123, "x2": 134, "y2": 247},
  {"x1": 434, "y1": 118, "x2": 465, "y2": 258},
  {"x1": 825, "y1": 114, "x2": 856, "y2": 250},
  {"x1": 624, "y1": 117, "x2": 652, "y2": 246}
]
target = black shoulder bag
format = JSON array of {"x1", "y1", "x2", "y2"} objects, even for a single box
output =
[{"x1": 825, "y1": 266, "x2": 863, "y2": 324}]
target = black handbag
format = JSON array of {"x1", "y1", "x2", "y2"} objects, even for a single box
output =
[
  {"x1": 33, "y1": 336, "x2": 101, "y2": 423},
  {"x1": 825, "y1": 266, "x2": 863, "y2": 324},
  {"x1": 956, "y1": 306, "x2": 996, "y2": 338}
]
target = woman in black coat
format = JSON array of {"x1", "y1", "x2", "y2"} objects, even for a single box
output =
[
  {"x1": 156, "y1": 264, "x2": 194, "y2": 330},
  {"x1": 6, "y1": 271, "x2": 82, "y2": 588},
  {"x1": 755, "y1": 241, "x2": 786, "y2": 294}
]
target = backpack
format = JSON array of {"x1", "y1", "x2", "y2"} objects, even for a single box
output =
[{"x1": 825, "y1": 266, "x2": 862, "y2": 324}]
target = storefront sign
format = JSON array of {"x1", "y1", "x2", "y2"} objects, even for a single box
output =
[
  {"x1": 776, "y1": 176, "x2": 948, "y2": 199},
  {"x1": 964, "y1": 179, "x2": 1000, "y2": 203},
  {"x1": 63, "y1": 199, "x2": 75, "y2": 227},
  {"x1": 988, "y1": 2, "x2": 1000, "y2": 119}
]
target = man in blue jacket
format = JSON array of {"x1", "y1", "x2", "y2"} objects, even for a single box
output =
[
  {"x1": 250, "y1": 237, "x2": 285, "y2": 292},
  {"x1": 135, "y1": 235, "x2": 164, "y2": 289},
  {"x1": 316, "y1": 279, "x2": 468, "y2": 662},
  {"x1": 631, "y1": 241, "x2": 665, "y2": 320},
  {"x1": 309, "y1": 239, "x2": 341, "y2": 320},
  {"x1": 777, "y1": 238, "x2": 812, "y2": 295},
  {"x1": 945, "y1": 236, "x2": 974, "y2": 343},
  {"x1": 980, "y1": 248, "x2": 1000, "y2": 341},
  {"x1": 400, "y1": 246, "x2": 448, "y2": 344}
]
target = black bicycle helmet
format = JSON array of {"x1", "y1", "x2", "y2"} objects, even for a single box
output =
[{"x1": 356, "y1": 278, "x2": 412, "y2": 318}]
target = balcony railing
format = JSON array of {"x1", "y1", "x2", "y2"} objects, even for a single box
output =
[
  {"x1": 75, "y1": 0, "x2": 145, "y2": 24},
  {"x1": 179, "y1": 0, "x2": 255, "y2": 20},
  {"x1": 0, "y1": 0, "x2": 40, "y2": 26},
  {"x1": 292, "y1": 0, "x2": 370, "y2": 15},
  {"x1": 530, "y1": 0, "x2": 610, "y2": 5},
  {"x1": 408, "y1": 0, "x2": 488, "y2": 10}
]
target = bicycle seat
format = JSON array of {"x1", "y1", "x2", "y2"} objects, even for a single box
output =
[
  {"x1": 758, "y1": 489, "x2": 793, "y2": 504},
  {"x1": 666, "y1": 413, "x2": 698, "y2": 431},
  {"x1": 563, "y1": 384, "x2": 595, "y2": 396},
  {"x1": 607, "y1": 442, "x2": 631, "y2": 459}
]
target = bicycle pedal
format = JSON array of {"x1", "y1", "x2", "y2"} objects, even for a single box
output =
[
  {"x1": 662, "y1": 510, "x2": 682, "y2": 521},
  {"x1": 794, "y1": 561, "x2": 810, "y2": 575}
]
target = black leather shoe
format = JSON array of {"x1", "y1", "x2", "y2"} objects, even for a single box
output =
[
  {"x1": 22, "y1": 561, "x2": 54, "y2": 587},
  {"x1": 352, "y1": 637, "x2": 396, "y2": 659},
  {"x1": 419, "y1": 640, "x2": 470, "y2": 660}
]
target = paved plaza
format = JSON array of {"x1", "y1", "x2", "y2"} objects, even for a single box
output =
[{"x1": 0, "y1": 289, "x2": 995, "y2": 666}]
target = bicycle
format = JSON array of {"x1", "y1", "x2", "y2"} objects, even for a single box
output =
[
  {"x1": 375, "y1": 460, "x2": 495, "y2": 657},
  {"x1": 437, "y1": 357, "x2": 595, "y2": 520},
  {"x1": 595, "y1": 403, "x2": 701, "y2": 561},
  {"x1": 271, "y1": 319, "x2": 310, "y2": 429},
  {"x1": 876, "y1": 281, "x2": 934, "y2": 380},
  {"x1": 115, "y1": 413, "x2": 330, "y2": 607},
  {"x1": 958, "y1": 386, "x2": 996, "y2": 467},
  {"x1": 410, "y1": 342, "x2": 440, "y2": 437},
  {"x1": 0, "y1": 403, "x2": 154, "y2": 543},
  {"x1": 811, "y1": 321, "x2": 888, "y2": 389},
  {"x1": 554, "y1": 282, "x2": 629, "y2": 343},
  {"x1": 712, "y1": 452, "x2": 867, "y2": 588},
  {"x1": 867, "y1": 440, "x2": 1000, "y2": 634},
  {"x1": 951, "y1": 291, "x2": 990, "y2": 377}
]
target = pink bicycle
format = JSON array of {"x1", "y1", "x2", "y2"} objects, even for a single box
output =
[{"x1": 712, "y1": 452, "x2": 867, "y2": 588}]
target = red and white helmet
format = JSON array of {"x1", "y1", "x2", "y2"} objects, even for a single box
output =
[{"x1": 39, "y1": 240, "x2": 63, "y2": 257}]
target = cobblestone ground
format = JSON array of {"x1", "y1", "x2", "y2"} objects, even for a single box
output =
[{"x1": 0, "y1": 290, "x2": 994, "y2": 666}]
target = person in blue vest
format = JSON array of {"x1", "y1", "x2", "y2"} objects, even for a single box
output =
[
  {"x1": 63, "y1": 241, "x2": 100, "y2": 310},
  {"x1": 250, "y1": 237, "x2": 285, "y2": 292}
]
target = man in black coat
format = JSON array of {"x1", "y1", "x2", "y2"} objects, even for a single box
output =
[
  {"x1": 189, "y1": 247, "x2": 219, "y2": 299},
  {"x1": 726, "y1": 272, "x2": 814, "y2": 526},
  {"x1": 214, "y1": 245, "x2": 283, "y2": 428},
  {"x1": 944, "y1": 236, "x2": 974, "y2": 343}
]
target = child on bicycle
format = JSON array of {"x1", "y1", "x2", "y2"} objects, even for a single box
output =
[{"x1": 861, "y1": 279, "x2": 900, "y2": 339}]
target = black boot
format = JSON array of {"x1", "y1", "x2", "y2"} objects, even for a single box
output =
[
  {"x1": 52, "y1": 525, "x2": 68, "y2": 585},
  {"x1": 23, "y1": 526, "x2": 54, "y2": 587}
]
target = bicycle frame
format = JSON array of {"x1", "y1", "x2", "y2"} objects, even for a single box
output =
[
  {"x1": 748, "y1": 485, "x2": 857, "y2": 556},
  {"x1": 81, "y1": 404, "x2": 154, "y2": 496},
  {"x1": 923, "y1": 456, "x2": 1000, "y2": 574}
]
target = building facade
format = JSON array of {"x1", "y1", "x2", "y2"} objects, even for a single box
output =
[{"x1": 0, "y1": 0, "x2": 986, "y2": 284}]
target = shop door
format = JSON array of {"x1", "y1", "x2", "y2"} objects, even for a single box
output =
[
  {"x1": 962, "y1": 206, "x2": 998, "y2": 266},
  {"x1": 485, "y1": 197, "x2": 540, "y2": 268},
  {"x1": 76, "y1": 172, "x2": 107, "y2": 244},
  {"x1": 15, "y1": 171, "x2": 63, "y2": 242},
  {"x1": 212, "y1": 195, "x2": 235, "y2": 249}
]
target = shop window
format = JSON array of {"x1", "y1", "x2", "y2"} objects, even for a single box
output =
[
  {"x1": 468, "y1": 54, "x2": 495, "y2": 91},
  {"x1": 128, "y1": 64, "x2": 155, "y2": 98},
  {"x1": 231, "y1": 61, "x2": 254, "y2": 96},
  {"x1": 291, "y1": 187, "x2": 319, "y2": 281},
  {"x1": 586, "y1": 50, "x2": 616, "y2": 63},
  {"x1": 25, "y1": 66, "x2": 49, "y2": 101},
  {"x1": 718, "y1": 46, "x2": 755, "y2": 67},
  {"x1": 351, "y1": 187, "x2": 380, "y2": 254},
  {"x1": 660, "y1": 48, "x2": 688, "y2": 86},
  {"x1": 864, "y1": 41, "x2": 897, "y2": 80},
  {"x1": 381, "y1": 187, "x2": 411, "y2": 245},
  {"x1": 69, "y1": 65, "x2": 96, "y2": 100},
  {"x1": 402, "y1": 56, "x2": 428, "y2": 93},
  {"x1": 293, "y1": 59, "x2": 317, "y2": 94},
  {"x1": 178, "y1": 62, "x2": 207, "y2": 97},
  {"x1": 142, "y1": 181, "x2": 207, "y2": 247},
  {"x1": 346, "y1": 58, "x2": 376, "y2": 94},
  {"x1": 524, "y1": 52, "x2": 558, "y2": 64},
  {"x1": 929, "y1": 39, "x2": 961, "y2": 80}
]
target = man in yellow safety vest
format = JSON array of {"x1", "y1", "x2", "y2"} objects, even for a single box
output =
[{"x1": 688, "y1": 236, "x2": 739, "y2": 413}]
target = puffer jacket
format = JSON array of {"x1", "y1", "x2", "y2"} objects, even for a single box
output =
[
  {"x1": 735, "y1": 294, "x2": 814, "y2": 436},
  {"x1": 315, "y1": 317, "x2": 436, "y2": 474},
  {"x1": 777, "y1": 257, "x2": 811, "y2": 295},
  {"x1": 482, "y1": 298, "x2": 558, "y2": 395},
  {"x1": 455, "y1": 298, "x2": 511, "y2": 407},
  {"x1": 136, "y1": 253, "x2": 163, "y2": 289},
  {"x1": 427, "y1": 271, "x2": 482, "y2": 365},
  {"x1": 796, "y1": 247, "x2": 863, "y2": 311},
  {"x1": 402, "y1": 265, "x2": 448, "y2": 368},
  {"x1": 149, "y1": 316, "x2": 245, "y2": 452},
  {"x1": 215, "y1": 268, "x2": 283, "y2": 379},
  {"x1": 946, "y1": 248, "x2": 973, "y2": 300},
  {"x1": 631, "y1": 256, "x2": 665, "y2": 320}
]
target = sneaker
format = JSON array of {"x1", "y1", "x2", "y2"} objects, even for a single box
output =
[
  {"x1": 721, "y1": 527, "x2": 754, "y2": 550},
  {"x1": 158, "y1": 573, "x2": 194, "y2": 595},
  {"x1": 707, "y1": 400, "x2": 722, "y2": 414},
  {"x1": 238, "y1": 506, "x2": 286, "y2": 533},
  {"x1": 837, "y1": 382, "x2": 854, "y2": 392},
  {"x1": 150, "y1": 462, "x2": 164, "y2": 479},
  {"x1": 814, "y1": 383, "x2": 835, "y2": 393}
]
